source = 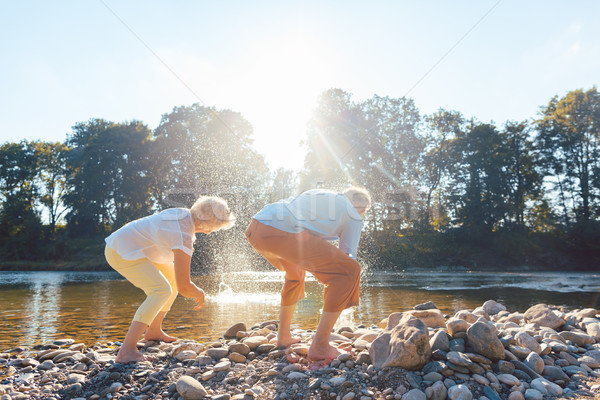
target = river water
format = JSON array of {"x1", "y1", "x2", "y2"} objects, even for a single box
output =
[{"x1": 1, "y1": 269, "x2": 599, "y2": 350}]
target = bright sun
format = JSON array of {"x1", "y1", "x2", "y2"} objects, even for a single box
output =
[{"x1": 235, "y1": 36, "x2": 333, "y2": 170}]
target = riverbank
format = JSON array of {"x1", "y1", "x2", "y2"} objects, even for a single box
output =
[{"x1": 2, "y1": 300, "x2": 600, "y2": 400}]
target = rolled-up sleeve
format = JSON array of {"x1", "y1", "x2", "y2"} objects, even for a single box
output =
[
  {"x1": 339, "y1": 219, "x2": 363, "y2": 259},
  {"x1": 170, "y1": 215, "x2": 195, "y2": 256}
]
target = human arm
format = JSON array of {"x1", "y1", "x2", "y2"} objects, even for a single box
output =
[
  {"x1": 173, "y1": 249, "x2": 205, "y2": 309},
  {"x1": 338, "y1": 219, "x2": 363, "y2": 259}
]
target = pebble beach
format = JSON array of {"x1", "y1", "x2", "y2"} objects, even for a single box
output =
[{"x1": 2, "y1": 300, "x2": 600, "y2": 400}]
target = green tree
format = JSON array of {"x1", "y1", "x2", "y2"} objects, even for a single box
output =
[
  {"x1": 421, "y1": 109, "x2": 465, "y2": 230},
  {"x1": 64, "y1": 119, "x2": 156, "y2": 235},
  {"x1": 448, "y1": 123, "x2": 511, "y2": 232},
  {"x1": 502, "y1": 121, "x2": 542, "y2": 227},
  {"x1": 0, "y1": 141, "x2": 43, "y2": 259},
  {"x1": 35, "y1": 141, "x2": 70, "y2": 236},
  {"x1": 536, "y1": 87, "x2": 600, "y2": 223},
  {"x1": 153, "y1": 104, "x2": 270, "y2": 272},
  {"x1": 271, "y1": 168, "x2": 297, "y2": 202}
]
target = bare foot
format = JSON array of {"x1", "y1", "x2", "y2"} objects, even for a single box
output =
[
  {"x1": 115, "y1": 350, "x2": 146, "y2": 363},
  {"x1": 144, "y1": 330, "x2": 177, "y2": 343},
  {"x1": 307, "y1": 342, "x2": 345, "y2": 362},
  {"x1": 277, "y1": 333, "x2": 302, "y2": 348}
]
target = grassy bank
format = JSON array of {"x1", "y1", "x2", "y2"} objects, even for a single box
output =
[{"x1": 368, "y1": 227, "x2": 600, "y2": 271}]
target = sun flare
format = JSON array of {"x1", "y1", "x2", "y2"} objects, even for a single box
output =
[{"x1": 237, "y1": 36, "x2": 333, "y2": 169}]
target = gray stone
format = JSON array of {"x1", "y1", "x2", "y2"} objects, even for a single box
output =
[
  {"x1": 447, "y1": 351, "x2": 473, "y2": 367},
  {"x1": 430, "y1": 330, "x2": 451, "y2": 352},
  {"x1": 449, "y1": 339, "x2": 465, "y2": 353},
  {"x1": 524, "y1": 352, "x2": 545, "y2": 374},
  {"x1": 242, "y1": 336, "x2": 268, "y2": 350},
  {"x1": 467, "y1": 322, "x2": 505, "y2": 361},
  {"x1": 428, "y1": 381, "x2": 447, "y2": 400},
  {"x1": 531, "y1": 378, "x2": 563, "y2": 396},
  {"x1": 414, "y1": 301, "x2": 438, "y2": 310},
  {"x1": 369, "y1": 314, "x2": 431, "y2": 370},
  {"x1": 483, "y1": 300, "x2": 506, "y2": 316},
  {"x1": 288, "y1": 371, "x2": 308, "y2": 380},
  {"x1": 524, "y1": 389, "x2": 543, "y2": 400},
  {"x1": 559, "y1": 331, "x2": 595, "y2": 346},
  {"x1": 512, "y1": 359, "x2": 542, "y2": 380},
  {"x1": 176, "y1": 350, "x2": 197, "y2": 361},
  {"x1": 447, "y1": 319, "x2": 471, "y2": 336},
  {"x1": 224, "y1": 323, "x2": 247, "y2": 339},
  {"x1": 448, "y1": 384, "x2": 472, "y2": 400},
  {"x1": 542, "y1": 365, "x2": 570, "y2": 382},
  {"x1": 497, "y1": 374, "x2": 520, "y2": 386},
  {"x1": 206, "y1": 348, "x2": 229, "y2": 359},
  {"x1": 515, "y1": 332, "x2": 541, "y2": 354},
  {"x1": 523, "y1": 304, "x2": 565, "y2": 329},
  {"x1": 483, "y1": 387, "x2": 502, "y2": 400},
  {"x1": 176, "y1": 375, "x2": 207, "y2": 399},
  {"x1": 423, "y1": 372, "x2": 443, "y2": 382},
  {"x1": 356, "y1": 351, "x2": 371, "y2": 365},
  {"x1": 508, "y1": 391, "x2": 524, "y2": 400},
  {"x1": 401, "y1": 389, "x2": 426, "y2": 400},
  {"x1": 508, "y1": 345, "x2": 532, "y2": 359},
  {"x1": 213, "y1": 360, "x2": 231, "y2": 372}
]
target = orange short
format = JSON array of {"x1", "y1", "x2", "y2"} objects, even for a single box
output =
[{"x1": 245, "y1": 219, "x2": 361, "y2": 312}]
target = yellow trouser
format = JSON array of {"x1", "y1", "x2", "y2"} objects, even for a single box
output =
[{"x1": 105, "y1": 246, "x2": 178, "y2": 325}]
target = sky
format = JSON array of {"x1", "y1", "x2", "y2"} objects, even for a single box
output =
[{"x1": 1, "y1": 1, "x2": 599, "y2": 172}]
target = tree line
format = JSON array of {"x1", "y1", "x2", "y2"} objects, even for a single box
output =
[{"x1": 0, "y1": 88, "x2": 598, "y2": 270}]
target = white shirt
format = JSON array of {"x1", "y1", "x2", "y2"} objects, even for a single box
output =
[
  {"x1": 105, "y1": 208, "x2": 196, "y2": 264},
  {"x1": 253, "y1": 189, "x2": 363, "y2": 259}
]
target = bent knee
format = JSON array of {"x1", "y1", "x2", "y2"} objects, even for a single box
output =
[
  {"x1": 146, "y1": 282, "x2": 173, "y2": 300},
  {"x1": 347, "y1": 259, "x2": 361, "y2": 279}
]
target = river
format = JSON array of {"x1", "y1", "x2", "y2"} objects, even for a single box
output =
[{"x1": 1, "y1": 269, "x2": 599, "y2": 349}]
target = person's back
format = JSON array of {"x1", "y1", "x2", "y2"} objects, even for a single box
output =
[{"x1": 253, "y1": 189, "x2": 363, "y2": 259}]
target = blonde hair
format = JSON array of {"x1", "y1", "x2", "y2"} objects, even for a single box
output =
[
  {"x1": 343, "y1": 186, "x2": 372, "y2": 213},
  {"x1": 190, "y1": 196, "x2": 235, "y2": 231}
]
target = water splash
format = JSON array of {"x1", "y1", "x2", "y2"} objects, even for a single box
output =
[{"x1": 206, "y1": 274, "x2": 280, "y2": 304}]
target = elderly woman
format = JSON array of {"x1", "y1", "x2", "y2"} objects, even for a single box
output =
[
  {"x1": 105, "y1": 196, "x2": 234, "y2": 363},
  {"x1": 246, "y1": 187, "x2": 371, "y2": 361}
]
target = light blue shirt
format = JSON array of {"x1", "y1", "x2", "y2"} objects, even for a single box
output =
[{"x1": 253, "y1": 189, "x2": 364, "y2": 259}]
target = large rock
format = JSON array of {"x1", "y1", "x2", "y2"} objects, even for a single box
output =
[
  {"x1": 530, "y1": 378, "x2": 563, "y2": 396},
  {"x1": 466, "y1": 321, "x2": 505, "y2": 361},
  {"x1": 447, "y1": 319, "x2": 470, "y2": 336},
  {"x1": 524, "y1": 352, "x2": 545, "y2": 374},
  {"x1": 483, "y1": 300, "x2": 506, "y2": 316},
  {"x1": 523, "y1": 304, "x2": 565, "y2": 329},
  {"x1": 454, "y1": 310, "x2": 479, "y2": 323},
  {"x1": 558, "y1": 331, "x2": 595, "y2": 346},
  {"x1": 228, "y1": 342, "x2": 250, "y2": 356},
  {"x1": 414, "y1": 301, "x2": 438, "y2": 310},
  {"x1": 370, "y1": 314, "x2": 431, "y2": 370},
  {"x1": 176, "y1": 376, "x2": 207, "y2": 399},
  {"x1": 585, "y1": 322, "x2": 600, "y2": 339},
  {"x1": 224, "y1": 323, "x2": 247, "y2": 339},
  {"x1": 515, "y1": 332, "x2": 541, "y2": 354},
  {"x1": 242, "y1": 336, "x2": 268, "y2": 350},
  {"x1": 430, "y1": 330, "x2": 451, "y2": 352},
  {"x1": 384, "y1": 310, "x2": 446, "y2": 329}
]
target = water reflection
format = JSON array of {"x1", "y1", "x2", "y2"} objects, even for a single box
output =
[{"x1": 1, "y1": 270, "x2": 599, "y2": 349}]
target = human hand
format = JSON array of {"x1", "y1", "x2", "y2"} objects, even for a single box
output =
[{"x1": 193, "y1": 289, "x2": 205, "y2": 310}]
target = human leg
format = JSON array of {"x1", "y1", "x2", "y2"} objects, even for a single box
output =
[
  {"x1": 246, "y1": 221, "x2": 361, "y2": 358},
  {"x1": 307, "y1": 310, "x2": 344, "y2": 361},
  {"x1": 145, "y1": 263, "x2": 179, "y2": 342},
  {"x1": 105, "y1": 247, "x2": 175, "y2": 361},
  {"x1": 115, "y1": 321, "x2": 148, "y2": 363}
]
